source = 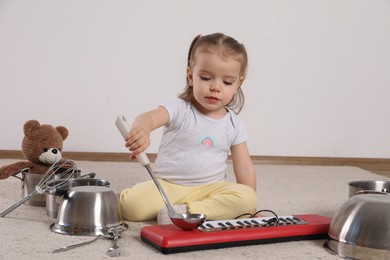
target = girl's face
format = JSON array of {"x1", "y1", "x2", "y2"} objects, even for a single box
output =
[{"x1": 187, "y1": 50, "x2": 244, "y2": 119}]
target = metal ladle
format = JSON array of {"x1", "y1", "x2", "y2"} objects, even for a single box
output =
[
  {"x1": 137, "y1": 153, "x2": 207, "y2": 230},
  {"x1": 116, "y1": 115, "x2": 207, "y2": 230}
]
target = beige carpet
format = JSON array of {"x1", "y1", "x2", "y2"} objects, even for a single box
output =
[{"x1": 0, "y1": 159, "x2": 386, "y2": 260}]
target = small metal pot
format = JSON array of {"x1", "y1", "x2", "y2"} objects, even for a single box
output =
[
  {"x1": 348, "y1": 180, "x2": 390, "y2": 198},
  {"x1": 45, "y1": 172, "x2": 98, "y2": 196},
  {"x1": 13, "y1": 169, "x2": 46, "y2": 207},
  {"x1": 12, "y1": 168, "x2": 81, "y2": 207}
]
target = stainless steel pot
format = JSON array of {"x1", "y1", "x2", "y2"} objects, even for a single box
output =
[
  {"x1": 12, "y1": 168, "x2": 81, "y2": 207},
  {"x1": 349, "y1": 180, "x2": 390, "y2": 198},
  {"x1": 13, "y1": 169, "x2": 46, "y2": 206},
  {"x1": 325, "y1": 194, "x2": 390, "y2": 259}
]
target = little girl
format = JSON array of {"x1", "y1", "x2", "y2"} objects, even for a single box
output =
[{"x1": 119, "y1": 33, "x2": 257, "y2": 223}]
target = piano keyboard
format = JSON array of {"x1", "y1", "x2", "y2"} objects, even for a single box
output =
[
  {"x1": 199, "y1": 215, "x2": 308, "y2": 232},
  {"x1": 140, "y1": 214, "x2": 331, "y2": 254}
]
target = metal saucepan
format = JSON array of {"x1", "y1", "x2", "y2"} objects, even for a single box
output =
[
  {"x1": 46, "y1": 172, "x2": 98, "y2": 196},
  {"x1": 12, "y1": 168, "x2": 81, "y2": 207},
  {"x1": 12, "y1": 169, "x2": 46, "y2": 206},
  {"x1": 348, "y1": 180, "x2": 390, "y2": 198}
]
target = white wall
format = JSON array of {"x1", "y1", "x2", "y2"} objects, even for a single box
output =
[{"x1": 0, "y1": 0, "x2": 389, "y2": 158}]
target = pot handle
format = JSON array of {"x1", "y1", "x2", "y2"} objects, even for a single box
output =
[
  {"x1": 356, "y1": 190, "x2": 390, "y2": 196},
  {"x1": 11, "y1": 168, "x2": 30, "y2": 185},
  {"x1": 80, "y1": 172, "x2": 96, "y2": 179}
]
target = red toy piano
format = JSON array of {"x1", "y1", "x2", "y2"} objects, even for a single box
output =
[{"x1": 140, "y1": 214, "x2": 331, "y2": 254}]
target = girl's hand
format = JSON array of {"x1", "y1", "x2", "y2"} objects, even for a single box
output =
[
  {"x1": 124, "y1": 126, "x2": 150, "y2": 159},
  {"x1": 124, "y1": 106, "x2": 170, "y2": 160}
]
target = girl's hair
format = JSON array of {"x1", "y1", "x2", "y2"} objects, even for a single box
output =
[{"x1": 178, "y1": 33, "x2": 248, "y2": 114}]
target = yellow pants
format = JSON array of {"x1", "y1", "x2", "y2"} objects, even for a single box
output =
[{"x1": 119, "y1": 179, "x2": 257, "y2": 221}]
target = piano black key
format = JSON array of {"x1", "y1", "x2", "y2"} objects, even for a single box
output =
[
  {"x1": 206, "y1": 223, "x2": 214, "y2": 228},
  {"x1": 286, "y1": 217, "x2": 297, "y2": 224},
  {"x1": 217, "y1": 222, "x2": 229, "y2": 230},
  {"x1": 243, "y1": 220, "x2": 252, "y2": 225},
  {"x1": 250, "y1": 221, "x2": 260, "y2": 227},
  {"x1": 236, "y1": 221, "x2": 245, "y2": 228},
  {"x1": 266, "y1": 217, "x2": 276, "y2": 224}
]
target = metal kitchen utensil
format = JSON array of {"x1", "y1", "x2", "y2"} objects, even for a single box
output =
[
  {"x1": 0, "y1": 160, "x2": 78, "y2": 217},
  {"x1": 137, "y1": 153, "x2": 207, "y2": 230},
  {"x1": 115, "y1": 115, "x2": 207, "y2": 230},
  {"x1": 52, "y1": 225, "x2": 127, "y2": 254},
  {"x1": 106, "y1": 227, "x2": 121, "y2": 257},
  {"x1": 52, "y1": 235, "x2": 102, "y2": 253}
]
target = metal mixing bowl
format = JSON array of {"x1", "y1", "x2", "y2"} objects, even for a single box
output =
[
  {"x1": 325, "y1": 194, "x2": 390, "y2": 259},
  {"x1": 46, "y1": 178, "x2": 110, "y2": 218},
  {"x1": 50, "y1": 186, "x2": 125, "y2": 236}
]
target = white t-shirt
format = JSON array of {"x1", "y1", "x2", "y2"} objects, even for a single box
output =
[{"x1": 154, "y1": 98, "x2": 248, "y2": 185}]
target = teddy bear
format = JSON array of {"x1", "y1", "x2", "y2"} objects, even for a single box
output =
[{"x1": 0, "y1": 120, "x2": 69, "y2": 179}]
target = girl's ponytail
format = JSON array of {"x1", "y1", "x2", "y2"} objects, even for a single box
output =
[{"x1": 187, "y1": 35, "x2": 201, "y2": 67}]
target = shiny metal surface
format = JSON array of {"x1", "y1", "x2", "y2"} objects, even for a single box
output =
[
  {"x1": 171, "y1": 213, "x2": 207, "y2": 230},
  {"x1": 349, "y1": 180, "x2": 390, "y2": 198},
  {"x1": 46, "y1": 178, "x2": 110, "y2": 218},
  {"x1": 324, "y1": 239, "x2": 390, "y2": 259},
  {"x1": 12, "y1": 167, "x2": 82, "y2": 207},
  {"x1": 46, "y1": 173, "x2": 100, "y2": 196},
  {"x1": 52, "y1": 235, "x2": 102, "y2": 253},
  {"x1": 50, "y1": 186, "x2": 125, "y2": 236},
  {"x1": 21, "y1": 172, "x2": 46, "y2": 206},
  {"x1": 68, "y1": 177, "x2": 109, "y2": 188},
  {"x1": 106, "y1": 227, "x2": 121, "y2": 257},
  {"x1": 327, "y1": 194, "x2": 390, "y2": 258}
]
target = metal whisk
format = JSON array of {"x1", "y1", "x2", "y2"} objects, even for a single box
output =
[{"x1": 0, "y1": 160, "x2": 79, "y2": 217}]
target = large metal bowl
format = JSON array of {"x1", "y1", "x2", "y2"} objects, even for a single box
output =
[
  {"x1": 325, "y1": 194, "x2": 390, "y2": 259},
  {"x1": 50, "y1": 186, "x2": 125, "y2": 236},
  {"x1": 46, "y1": 177, "x2": 110, "y2": 218}
]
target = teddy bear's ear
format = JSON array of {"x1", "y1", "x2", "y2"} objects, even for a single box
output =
[
  {"x1": 56, "y1": 126, "x2": 69, "y2": 141},
  {"x1": 23, "y1": 120, "x2": 41, "y2": 139}
]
